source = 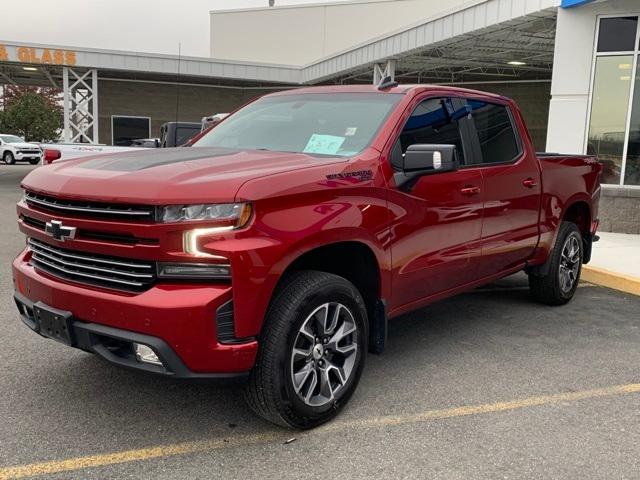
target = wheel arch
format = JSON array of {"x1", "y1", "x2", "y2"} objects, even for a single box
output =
[
  {"x1": 271, "y1": 239, "x2": 388, "y2": 353},
  {"x1": 531, "y1": 198, "x2": 593, "y2": 277},
  {"x1": 562, "y1": 200, "x2": 591, "y2": 236},
  {"x1": 282, "y1": 240, "x2": 381, "y2": 301},
  {"x1": 561, "y1": 199, "x2": 594, "y2": 263}
]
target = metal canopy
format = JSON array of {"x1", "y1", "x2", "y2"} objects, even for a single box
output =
[{"x1": 330, "y1": 10, "x2": 558, "y2": 84}]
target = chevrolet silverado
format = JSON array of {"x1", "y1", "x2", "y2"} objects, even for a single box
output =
[{"x1": 13, "y1": 84, "x2": 601, "y2": 429}]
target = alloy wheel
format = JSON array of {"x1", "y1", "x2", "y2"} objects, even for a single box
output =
[
  {"x1": 559, "y1": 234, "x2": 581, "y2": 293},
  {"x1": 290, "y1": 302, "x2": 358, "y2": 407}
]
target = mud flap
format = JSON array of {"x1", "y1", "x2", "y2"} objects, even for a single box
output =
[{"x1": 368, "y1": 299, "x2": 387, "y2": 355}]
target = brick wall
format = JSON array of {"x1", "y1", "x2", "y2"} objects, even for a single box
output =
[
  {"x1": 598, "y1": 188, "x2": 640, "y2": 234},
  {"x1": 97, "y1": 79, "x2": 551, "y2": 150},
  {"x1": 97, "y1": 80, "x2": 277, "y2": 144}
]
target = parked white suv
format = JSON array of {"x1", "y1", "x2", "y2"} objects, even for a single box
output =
[{"x1": 0, "y1": 134, "x2": 43, "y2": 165}]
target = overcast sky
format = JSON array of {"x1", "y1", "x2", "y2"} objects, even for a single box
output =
[{"x1": 0, "y1": 0, "x2": 351, "y2": 57}]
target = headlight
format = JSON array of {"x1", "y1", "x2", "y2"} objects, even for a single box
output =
[
  {"x1": 157, "y1": 262, "x2": 230, "y2": 279},
  {"x1": 183, "y1": 227, "x2": 235, "y2": 257},
  {"x1": 157, "y1": 203, "x2": 252, "y2": 257},
  {"x1": 157, "y1": 203, "x2": 252, "y2": 225}
]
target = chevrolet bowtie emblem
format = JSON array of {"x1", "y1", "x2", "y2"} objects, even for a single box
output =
[{"x1": 44, "y1": 220, "x2": 77, "y2": 242}]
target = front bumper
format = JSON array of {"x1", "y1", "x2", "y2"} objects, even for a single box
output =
[
  {"x1": 15, "y1": 152, "x2": 42, "y2": 160},
  {"x1": 12, "y1": 250, "x2": 258, "y2": 377}
]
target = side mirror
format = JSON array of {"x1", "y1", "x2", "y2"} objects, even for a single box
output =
[
  {"x1": 404, "y1": 144, "x2": 457, "y2": 173},
  {"x1": 394, "y1": 144, "x2": 458, "y2": 191}
]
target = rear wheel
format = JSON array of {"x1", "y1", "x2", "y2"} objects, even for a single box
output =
[
  {"x1": 3, "y1": 151, "x2": 15, "y2": 165},
  {"x1": 529, "y1": 221, "x2": 583, "y2": 305},
  {"x1": 244, "y1": 270, "x2": 367, "y2": 429}
]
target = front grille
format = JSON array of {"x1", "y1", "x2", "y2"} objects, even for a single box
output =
[
  {"x1": 24, "y1": 191, "x2": 155, "y2": 222},
  {"x1": 28, "y1": 238, "x2": 156, "y2": 291},
  {"x1": 22, "y1": 215, "x2": 46, "y2": 231},
  {"x1": 19, "y1": 149, "x2": 41, "y2": 154},
  {"x1": 21, "y1": 214, "x2": 158, "y2": 246}
]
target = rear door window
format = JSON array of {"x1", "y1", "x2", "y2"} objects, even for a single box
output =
[{"x1": 467, "y1": 101, "x2": 520, "y2": 165}]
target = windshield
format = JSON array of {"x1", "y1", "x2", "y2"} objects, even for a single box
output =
[
  {"x1": 0, "y1": 135, "x2": 24, "y2": 143},
  {"x1": 176, "y1": 126, "x2": 200, "y2": 145},
  {"x1": 193, "y1": 93, "x2": 402, "y2": 157}
]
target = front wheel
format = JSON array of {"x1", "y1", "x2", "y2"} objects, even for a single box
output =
[
  {"x1": 244, "y1": 270, "x2": 368, "y2": 429},
  {"x1": 29, "y1": 158, "x2": 40, "y2": 165},
  {"x1": 3, "y1": 151, "x2": 15, "y2": 165},
  {"x1": 529, "y1": 221, "x2": 583, "y2": 305}
]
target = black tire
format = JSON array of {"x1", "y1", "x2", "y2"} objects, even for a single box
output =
[
  {"x1": 244, "y1": 270, "x2": 368, "y2": 429},
  {"x1": 529, "y1": 221, "x2": 583, "y2": 306},
  {"x1": 3, "y1": 151, "x2": 15, "y2": 165},
  {"x1": 29, "y1": 158, "x2": 40, "y2": 165}
]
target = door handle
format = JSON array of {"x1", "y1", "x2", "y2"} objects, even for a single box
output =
[
  {"x1": 522, "y1": 178, "x2": 538, "y2": 188},
  {"x1": 460, "y1": 185, "x2": 481, "y2": 196}
]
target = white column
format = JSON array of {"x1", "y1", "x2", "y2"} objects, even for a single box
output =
[{"x1": 546, "y1": 7, "x2": 595, "y2": 154}]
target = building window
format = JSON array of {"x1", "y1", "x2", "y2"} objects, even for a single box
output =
[
  {"x1": 597, "y1": 17, "x2": 638, "y2": 53},
  {"x1": 111, "y1": 116, "x2": 151, "y2": 146},
  {"x1": 587, "y1": 16, "x2": 640, "y2": 186},
  {"x1": 627, "y1": 64, "x2": 640, "y2": 185},
  {"x1": 588, "y1": 56, "x2": 633, "y2": 184}
]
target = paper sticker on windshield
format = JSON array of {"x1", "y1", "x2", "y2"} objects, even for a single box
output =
[
  {"x1": 344, "y1": 127, "x2": 357, "y2": 136},
  {"x1": 303, "y1": 134, "x2": 346, "y2": 155}
]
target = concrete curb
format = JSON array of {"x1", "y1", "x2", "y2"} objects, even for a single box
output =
[{"x1": 581, "y1": 265, "x2": 640, "y2": 296}]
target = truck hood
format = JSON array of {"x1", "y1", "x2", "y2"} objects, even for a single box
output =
[
  {"x1": 11, "y1": 142, "x2": 40, "y2": 149},
  {"x1": 22, "y1": 147, "x2": 344, "y2": 204}
]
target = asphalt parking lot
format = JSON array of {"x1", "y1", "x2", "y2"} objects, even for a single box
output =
[{"x1": 0, "y1": 164, "x2": 639, "y2": 479}]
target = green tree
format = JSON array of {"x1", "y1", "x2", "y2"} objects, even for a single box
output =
[{"x1": 0, "y1": 87, "x2": 62, "y2": 142}]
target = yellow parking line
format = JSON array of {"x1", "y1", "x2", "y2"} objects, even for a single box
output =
[
  {"x1": 1, "y1": 383, "x2": 639, "y2": 479},
  {"x1": 0, "y1": 433, "x2": 282, "y2": 480},
  {"x1": 323, "y1": 382, "x2": 640, "y2": 431}
]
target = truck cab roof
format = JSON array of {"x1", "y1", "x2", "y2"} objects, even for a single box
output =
[{"x1": 267, "y1": 84, "x2": 508, "y2": 101}]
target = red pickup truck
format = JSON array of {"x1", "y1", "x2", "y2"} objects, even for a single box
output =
[{"x1": 13, "y1": 84, "x2": 601, "y2": 429}]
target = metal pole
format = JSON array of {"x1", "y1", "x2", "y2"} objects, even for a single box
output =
[
  {"x1": 373, "y1": 60, "x2": 396, "y2": 85},
  {"x1": 373, "y1": 64, "x2": 382, "y2": 85},
  {"x1": 62, "y1": 67, "x2": 70, "y2": 142},
  {"x1": 91, "y1": 69, "x2": 99, "y2": 144}
]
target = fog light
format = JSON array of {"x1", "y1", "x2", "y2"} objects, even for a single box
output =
[{"x1": 134, "y1": 343, "x2": 163, "y2": 366}]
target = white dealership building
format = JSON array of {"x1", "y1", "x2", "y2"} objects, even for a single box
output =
[{"x1": 1, "y1": 0, "x2": 639, "y2": 231}]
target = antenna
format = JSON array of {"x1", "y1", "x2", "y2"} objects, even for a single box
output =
[{"x1": 174, "y1": 42, "x2": 181, "y2": 146}]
